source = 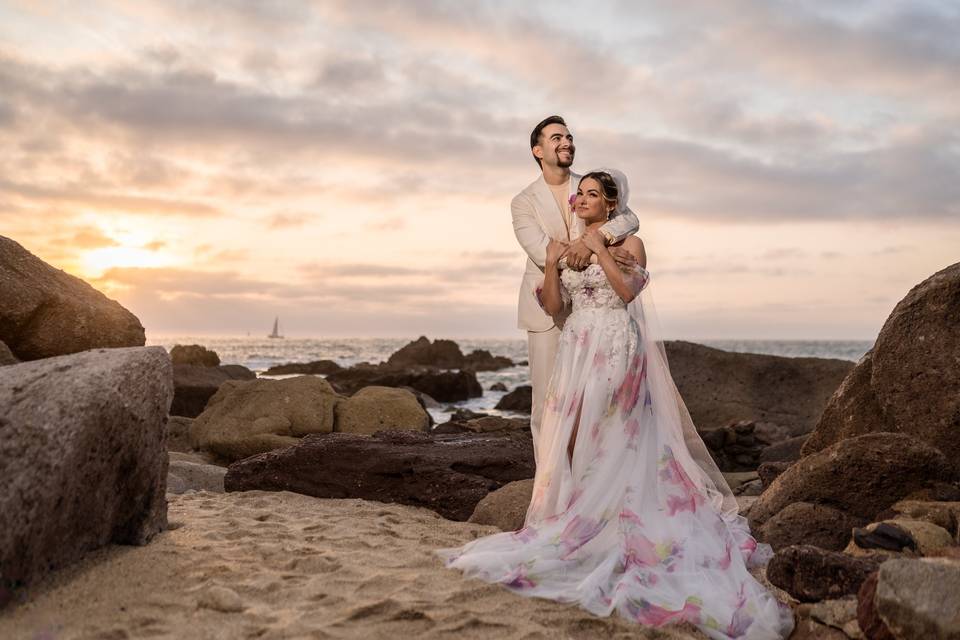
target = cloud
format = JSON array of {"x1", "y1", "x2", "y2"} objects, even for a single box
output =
[{"x1": 70, "y1": 227, "x2": 118, "y2": 249}]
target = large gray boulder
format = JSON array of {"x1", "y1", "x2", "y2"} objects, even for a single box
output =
[
  {"x1": 804, "y1": 262, "x2": 960, "y2": 460},
  {"x1": 664, "y1": 341, "x2": 853, "y2": 435},
  {"x1": 189, "y1": 375, "x2": 340, "y2": 462},
  {"x1": 0, "y1": 236, "x2": 145, "y2": 361},
  {"x1": 874, "y1": 558, "x2": 960, "y2": 640},
  {"x1": 0, "y1": 347, "x2": 172, "y2": 601}
]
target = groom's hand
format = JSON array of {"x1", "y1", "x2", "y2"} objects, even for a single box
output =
[
  {"x1": 610, "y1": 246, "x2": 639, "y2": 270},
  {"x1": 566, "y1": 240, "x2": 592, "y2": 270}
]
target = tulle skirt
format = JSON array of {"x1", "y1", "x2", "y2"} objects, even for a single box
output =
[{"x1": 437, "y1": 306, "x2": 794, "y2": 640}]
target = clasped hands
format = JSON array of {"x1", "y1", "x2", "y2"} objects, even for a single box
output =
[{"x1": 546, "y1": 230, "x2": 637, "y2": 271}]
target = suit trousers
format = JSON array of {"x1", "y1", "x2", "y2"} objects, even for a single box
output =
[{"x1": 527, "y1": 325, "x2": 561, "y2": 466}]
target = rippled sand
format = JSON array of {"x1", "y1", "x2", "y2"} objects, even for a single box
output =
[{"x1": 2, "y1": 491, "x2": 707, "y2": 639}]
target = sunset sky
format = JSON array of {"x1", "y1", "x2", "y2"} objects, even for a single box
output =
[{"x1": 1, "y1": 1, "x2": 957, "y2": 340}]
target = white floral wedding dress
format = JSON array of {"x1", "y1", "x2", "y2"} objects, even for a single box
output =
[{"x1": 438, "y1": 264, "x2": 794, "y2": 640}]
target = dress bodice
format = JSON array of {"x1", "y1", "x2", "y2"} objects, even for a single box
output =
[{"x1": 561, "y1": 264, "x2": 648, "y2": 312}]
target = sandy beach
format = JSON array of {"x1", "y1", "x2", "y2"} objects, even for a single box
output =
[{"x1": 2, "y1": 490, "x2": 724, "y2": 640}]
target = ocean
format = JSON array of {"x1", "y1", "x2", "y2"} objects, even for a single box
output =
[{"x1": 148, "y1": 336, "x2": 872, "y2": 424}]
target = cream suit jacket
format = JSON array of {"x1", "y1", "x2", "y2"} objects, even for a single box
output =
[{"x1": 512, "y1": 173, "x2": 640, "y2": 332}]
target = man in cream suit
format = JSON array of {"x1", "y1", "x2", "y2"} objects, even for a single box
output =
[{"x1": 512, "y1": 115, "x2": 639, "y2": 463}]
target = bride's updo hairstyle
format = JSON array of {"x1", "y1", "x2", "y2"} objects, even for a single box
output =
[{"x1": 579, "y1": 171, "x2": 619, "y2": 216}]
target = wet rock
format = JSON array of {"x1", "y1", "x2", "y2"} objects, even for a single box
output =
[
  {"x1": 171, "y1": 363, "x2": 257, "y2": 418},
  {"x1": 462, "y1": 349, "x2": 513, "y2": 372},
  {"x1": 758, "y1": 502, "x2": 866, "y2": 552},
  {"x1": 852, "y1": 522, "x2": 918, "y2": 553},
  {"x1": 326, "y1": 366, "x2": 482, "y2": 403},
  {"x1": 386, "y1": 336, "x2": 464, "y2": 369},
  {"x1": 767, "y1": 545, "x2": 883, "y2": 602},
  {"x1": 663, "y1": 340, "x2": 853, "y2": 435},
  {"x1": 490, "y1": 382, "x2": 508, "y2": 392},
  {"x1": 169, "y1": 344, "x2": 220, "y2": 367},
  {"x1": 334, "y1": 386, "x2": 430, "y2": 435},
  {"x1": 442, "y1": 416, "x2": 528, "y2": 434},
  {"x1": 190, "y1": 376, "x2": 340, "y2": 462},
  {"x1": 495, "y1": 385, "x2": 532, "y2": 412},
  {"x1": 447, "y1": 408, "x2": 488, "y2": 422},
  {"x1": 0, "y1": 235, "x2": 145, "y2": 360},
  {"x1": 0, "y1": 347, "x2": 171, "y2": 597},
  {"x1": 846, "y1": 519, "x2": 953, "y2": 557},
  {"x1": 263, "y1": 360, "x2": 342, "y2": 376},
  {"x1": 224, "y1": 429, "x2": 535, "y2": 521},
  {"x1": 803, "y1": 262, "x2": 960, "y2": 460},
  {"x1": 748, "y1": 433, "x2": 958, "y2": 529},
  {"x1": 469, "y1": 478, "x2": 534, "y2": 531}
]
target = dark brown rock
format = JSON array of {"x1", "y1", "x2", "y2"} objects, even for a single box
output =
[
  {"x1": 169, "y1": 344, "x2": 220, "y2": 367},
  {"x1": 490, "y1": 382, "x2": 508, "y2": 392},
  {"x1": 462, "y1": 349, "x2": 513, "y2": 372},
  {"x1": 857, "y1": 571, "x2": 895, "y2": 640},
  {"x1": 757, "y1": 461, "x2": 793, "y2": 490},
  {"x1": 803, "y1": 262, "x2": 960, "y2": 460},
  {"x1": 495, "y1": 385, "x2": 532, "y2": 412},
  {"x1": 749, "y1": 433, "x2": 958, "y2": 528},
  {"x1": 263, "y1": 359, "x2": 342, "y2": 376},
  {"x1": 757, "y1": 502, "x2": 866, "y2": 551},
  {"x1": 0, "y1": 347, "x2": 171, "y2": 601},
  {"x1": 326, "y1": 366, "x2": 482, "y2": 402},
  {"x1": 701, "y1": 421, "x2": 767, "y2": 471},
  {"x1": 0, "y1": 236, "x2": 145, "y2": 360},
  {"x1": 767, "y1": 545, "x2": 883, "y2": 602},
  {"x1": 170, "y1": 363, "x2": 257, "y2": 418},
  {"x1": 663, "y1": 340, "x2": 853, "y2": 435},
  {"x1": 386, "y1": 336, "x2": 464, "y2": 369},
  {"x1": 224, "y1": 429, "x2": 535, "y2": 521}
]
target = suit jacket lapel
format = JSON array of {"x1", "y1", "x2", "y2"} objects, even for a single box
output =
[{"x1": 568, "y1": 172, "x2": 584, "y2": 239}]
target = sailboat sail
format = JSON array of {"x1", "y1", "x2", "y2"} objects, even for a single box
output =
[{"x1": 268, "y1": 317, "x2": 283, "y2": 339}]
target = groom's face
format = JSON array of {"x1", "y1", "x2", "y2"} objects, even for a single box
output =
[{"x1": 536, "y1": 124, "x2": 575, "y2": 169}]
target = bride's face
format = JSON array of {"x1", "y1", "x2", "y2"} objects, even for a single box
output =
[{"x1": 574, "y1": 177, "x2": 614, "y2": 223}]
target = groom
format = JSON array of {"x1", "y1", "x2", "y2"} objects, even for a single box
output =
[{"x1": 512, "y1": 115, "x2": 639, "y2": 464}]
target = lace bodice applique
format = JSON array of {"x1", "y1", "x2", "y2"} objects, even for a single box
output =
[{"x1": 561, "y1": 264, "x2": 649, "y2": 312}]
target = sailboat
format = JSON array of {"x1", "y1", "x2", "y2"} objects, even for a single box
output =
[{"x1": 268, "y1": 316, "x2": 284, "y2": 339}]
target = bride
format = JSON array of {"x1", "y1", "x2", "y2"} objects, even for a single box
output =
[{"x1": 437, "y1": 170, "x2": 794, "y2": 640}]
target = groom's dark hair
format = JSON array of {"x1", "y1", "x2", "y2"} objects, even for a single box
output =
[{"x1": 530, "y1": 115, "x2": 567, "y2": 168}]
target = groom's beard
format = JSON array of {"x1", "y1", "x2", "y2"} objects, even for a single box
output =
[{"x1": 557, "y1": 157, "x2": 574, "y2": 168}]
